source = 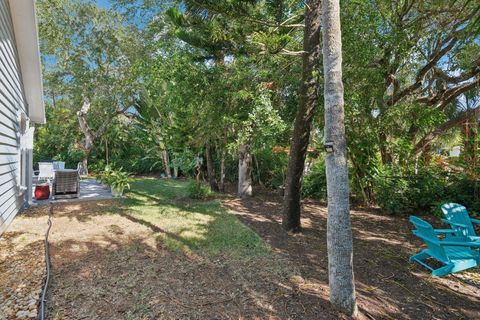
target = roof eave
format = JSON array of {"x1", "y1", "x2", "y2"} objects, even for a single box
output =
[{"x1": 8, "y1": 0, "x2": 45, "y2": 124}]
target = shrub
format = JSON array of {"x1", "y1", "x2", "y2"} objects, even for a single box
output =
[
  {"x1": 406, "y1": 167, "x2": 447, "y2": 211},
  {"x1": 187, "y1": 181, "x2": 212, "y2": 199},
  {"x1": 372, "y1": 166, "x2": 449, "y2": 214},
  {"x1": 443, "y1": 174, "x2": 480, "y2": 216},
  {"x1": 97, "y1": 165, "x2": 131, "y2": 191},
  {"x1": 302, "y1": 160, "x2": 328, "y2": 201},
  {"x1": 251, "y1": 149, "x2": 288, "y2": 189},
  {"x1": 372, "y1": 167, "x2": 412, "y2": 214},
  {"x1": 372, "y1": 165, "x2": 480, "y2": 215}
]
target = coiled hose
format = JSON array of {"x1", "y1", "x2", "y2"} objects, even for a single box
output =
[{"x1": 39, "y1": 204, "x2": 53, "y2": 320}]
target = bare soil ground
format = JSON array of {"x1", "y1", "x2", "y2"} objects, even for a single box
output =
[{"x1": 1, "y1": 187, "x2": 479, "y2": 320}]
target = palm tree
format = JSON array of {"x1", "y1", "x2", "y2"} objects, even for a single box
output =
[{"x1": 321, "y1": 0, "x2": 357, "y2": 316}]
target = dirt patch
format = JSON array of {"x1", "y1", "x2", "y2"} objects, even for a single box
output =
[{"x1": 222, "y1": 194, "x2": 480, "y2": 320}]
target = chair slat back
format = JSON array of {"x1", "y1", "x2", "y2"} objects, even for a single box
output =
[
  {"x1": 441, "y1": 203, "x2": 475, "y2": 237},
  {"x1": 53, "y1": 161, "x2": 65, "y2": 170},
  {"x1": 410, "y1": 216, "x2": 449, "y2": 262},
  {"x1": 38, "y1": 162, "x2": 54, "y2": 179}
]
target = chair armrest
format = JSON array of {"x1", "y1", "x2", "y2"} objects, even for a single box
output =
[
  {"x1": 441, "y1": 219, "x2": 468, "y2": 228},
  {"x1": 434, "y1": 229, "x2": 455, "y2": 234},
  {"x1": 440, "y1": 241, "x2": 480, "y2": 248},
  {"x1": 470, "y1": 218, "x2": 480, "y2": 225}
]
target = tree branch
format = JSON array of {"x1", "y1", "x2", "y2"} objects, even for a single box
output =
[
  {"x1": 417, "y1": 76, "x2": 480, "y2": 109},
  {"x1": 413, "y1": 107, "x2": 480, "y2": 155},
  {"x1": 387, "y1": 35, "x2": 459, "y2": 106}
]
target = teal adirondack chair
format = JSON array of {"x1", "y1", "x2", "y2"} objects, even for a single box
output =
[
  {"x1": 409, "y1": 216, "x2": 480, "y2": 276},
  {"x1": 441, "y1": 203, "x2": 480, "y2": 242}
]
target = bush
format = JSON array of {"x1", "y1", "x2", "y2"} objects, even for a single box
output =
[
  {"x1": 187, "y1": 181, "x2": 212, "y2": 199},
  {"x1": 302, "y1": 160, "x2": 327, "y2": 201},
  {"x1": 372, "y1": 167, "x2": 414, "y2": 214},
  {"x1": 443, "y1": 174, "x2": 480, "y2": 217},
  {"x1": 406, "y1": 167, "x2": 447, "y2": 210},
  {"x1": 254, "y1": 149, "x2": 289, "y2": 189},
  {"x1": 97, "y1": 165, "x2": 131, "y2": 191},
  {"x1": 372, "y1": 165, "x2": 480, "y2": 215}
]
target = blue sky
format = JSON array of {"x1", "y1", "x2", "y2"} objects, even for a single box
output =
[{"x1": 94, "y1": 0, "x2": 112, "y2": 8}]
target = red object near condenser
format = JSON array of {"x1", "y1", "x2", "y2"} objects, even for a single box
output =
[{"x1": 34, "y1": 184, "x2": 50, "y2": 200}]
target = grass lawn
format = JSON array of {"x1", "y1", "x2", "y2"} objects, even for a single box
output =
[{"x1": 122, "y1": 179, "x2": 270, "y2": 256}]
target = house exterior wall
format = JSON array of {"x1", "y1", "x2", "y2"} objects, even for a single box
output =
[{"x1": 0, "y1": 0, "x2": 28, "y2": 234}]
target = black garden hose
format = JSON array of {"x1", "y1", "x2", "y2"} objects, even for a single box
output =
[{"x1": 39, "y1": 204, "x2": 53, "y2": 320}]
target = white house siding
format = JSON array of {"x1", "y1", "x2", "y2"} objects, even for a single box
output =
[{"x1": 0, "y1": 0, "x2": 27, "y2": 234}]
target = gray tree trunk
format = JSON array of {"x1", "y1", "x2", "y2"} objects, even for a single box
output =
[
  {"x1": 77, "y1": 98, "x2": 116, "y2": 175},
  {"x1": 282, "y1": 0, "x2": 322, "y2": 232},
  {"x1": 321, "y1": 0, "x2": 358, "y2": 316},
  {"x1": 206, "y1": 142, "x2": 219, "y2": 191},
  {"x1": 162, "y1": 149, "x2": 171, "y2": 178},
  {"x1": 238, "y1": 143, "x2": 252, "y2": 198},
  {"x1": 80, "y1": 152, "x2": 90, "y2": 176},
  {"x1": 219, "y1": 148, "x2": 226, "y2": 192},
  {"x1": 80, "y1": 138, "x2": 92, "y2": 176}
]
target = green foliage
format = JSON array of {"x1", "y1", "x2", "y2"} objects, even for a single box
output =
[
  {"x1": 302, "y1": 160, "x2": 327, "y2": 201},
  {"x1": 97, "y1": 166, "x2": 132, "y2": 191},
  {"x1": 170, "y1": 151, "x2": 198, "y2": 176},
  {"x1": 34, "y1": 105, "x2": 83, "y2": 167},
  {"x1": 442, "y1": 175, "x2": 480, "y2": 217},
  {"x1": 187, "y1": 181, "x2": 213, "y2": 200},
  {"x1": 373, "y1": 165, "x2": 480, "y2": 215},
  {"x1": 236, "y1": 87, "x2": 287, "y2": 150},
  {"x1": 35, "y1": 0, "x2": 480, "y2": 215},
  {"x1": 252, "y1": 149, "x2": 288, "y2": 189}
]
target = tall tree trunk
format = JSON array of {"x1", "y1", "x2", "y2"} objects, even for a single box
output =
[
  {"x1": 80, "y1": 149, "x2": 91, "y2": 176},
  {"x1": 282, "y1": 0, "x2": 322, "y2": 232},
  {"x1": 219, "y1": 148, "x2": 226, "y2": 192},
  {"x1": 238, "y1": 143, "x2": 252, "y2": 198},
  {"x1": 322, "y1": 0, "x2": 358, "y2": 316},
  {"x1": 462, "y1": 118, "x2": 478, "y2": 175},
  {"x1": 77, "y1": 98, "x2": 117, "y2": 175},
  {"x1": 78, "y1": 136, "x2": 93, "y2": 176},
  {"x1": 379, "y1": 132, "x2": 393, "y2": 165},
  {"x1": 162, "y1": 149, "x2": 172, "y2": 178},
  {"x1": 105, "y1": 138, "x2": 109, "y2": 165},
  {"x1": 206, "y1": 142, "x2": 219, "y2": 191}
]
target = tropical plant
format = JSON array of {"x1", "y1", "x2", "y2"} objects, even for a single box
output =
[
  {"x1": 187, "y1": 181, "x2": 212, "y2": 200},
  {"x1": 97, "y1": 166, "x2": 131, "y2": 193}
]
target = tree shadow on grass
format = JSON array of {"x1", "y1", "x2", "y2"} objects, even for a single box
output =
[
  {"x1": 46, "y1": 226, "x2": 344, "y2": 319},
  {"x1": 21, "y1": 184, "x2": 341, "y2": 319}
]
